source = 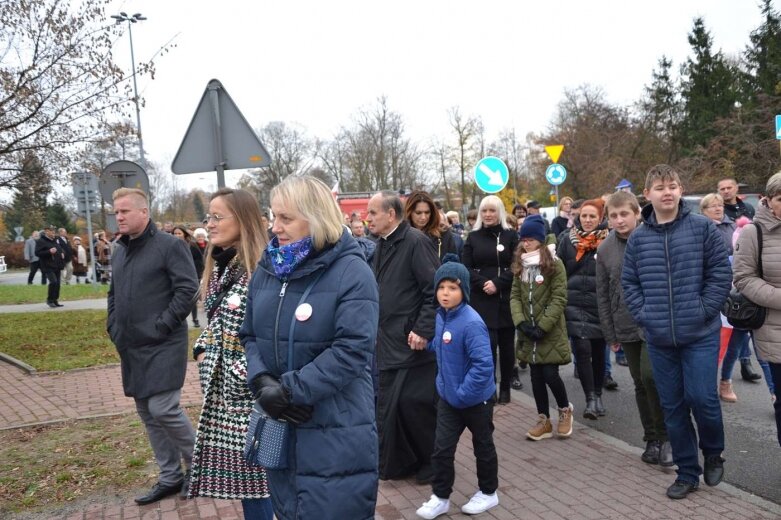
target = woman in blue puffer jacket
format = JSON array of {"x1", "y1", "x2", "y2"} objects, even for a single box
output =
[{"x1": 240, "y1": 175, "x2": 380, "y2": 520}]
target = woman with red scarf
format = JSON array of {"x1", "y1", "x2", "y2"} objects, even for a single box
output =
[{"x1": 557, "y1": 199, "x2": 609, "y2": 420}]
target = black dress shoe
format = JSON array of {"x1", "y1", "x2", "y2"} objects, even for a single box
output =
[
  {"x1": 703, "y1": 455, "x2": 724, "y2": 486},
  {"x1": 740, "y1": 360, "x2": 762, "y2": 382},
  {"x1": 666, "y1": 480, "x2": 698, "y2": 499},
  {"x1": 659, "y1": 441, "x2": 674, "y2": 467},
  {"x1": 641, "y1": 440, "x2": 661, "y2": 465},
  {"x1": 498, "y1": 389, "x2": 511, "y2": 404},
  {"x1": 134, "y1": 480, "x2": 184, "y2": 505},
  {"x1": 47, "y1": 301, "x2": 57, "y2": 308},
  {"x1": 54, "y1": 301, "x2": 64, "y2": 307}
]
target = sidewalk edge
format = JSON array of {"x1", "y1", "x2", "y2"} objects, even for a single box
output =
[{"x1": 0, "y1": 352, "x2": 36, "y2": 374}]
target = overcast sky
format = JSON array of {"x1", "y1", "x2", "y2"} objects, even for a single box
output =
[{"x1": 103, "y1": 0, "x2": 773, "y2": 191}]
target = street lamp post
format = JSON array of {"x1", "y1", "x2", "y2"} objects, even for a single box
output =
[{"x1": 111, "y1": 12, "x2": 147, "y2": 168}]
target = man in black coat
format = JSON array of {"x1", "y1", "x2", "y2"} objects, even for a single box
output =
[
  {"x1": 367, "y1": 191, "x2": 441, "y2": 483},
  {"x1": 107, "y1": 188, "x2": 198, "y2": 505},
  {"x1": 35, "y1": 225, "x2": 65, "y2": 307}
]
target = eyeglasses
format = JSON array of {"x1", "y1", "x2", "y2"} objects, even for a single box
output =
[
  {"x1": 704, "y1": 205, "x2": 723, "y2": 210},
  {"x1": 203, "y1": 213, "x2": 235, "y2": 225}
]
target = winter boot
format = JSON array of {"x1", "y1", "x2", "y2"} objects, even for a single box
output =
[
  {"x1": 594, "y1": 392, "x2": 606, "y2": 416},
  {"x1": 526, "y1": 414, "x2": 553, "y2": 441},
  {"x1": 719, "y1": 380, "x2": 737, "y2": 402},
  {"x1": 583, "y1": 392, "x2": 598, "y2": 420},
  {"x1": 740, "y1": 359, "x2": 762, "y2": 382},
  {"x1": 557, "y1": 403, "x2": 574, "y2": 437}
]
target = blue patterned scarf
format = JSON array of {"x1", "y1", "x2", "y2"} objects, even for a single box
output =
[{"x1": 266, "y1": 236, "x2": 314, "y2": 279}]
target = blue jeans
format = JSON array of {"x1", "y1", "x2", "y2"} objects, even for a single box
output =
[
  {"x1": 242, "y1": 497, "x2": 274, "y2": 520},
  {"x1": 647, "y1": 334, "x2": 725, "y2": 485},
  {"x1": 721, "y1": 329, "x2": 751, "y2": 380}
]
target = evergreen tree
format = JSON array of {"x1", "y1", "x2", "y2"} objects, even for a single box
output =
[
  {"x1": 744, "y1": 0, "x2": 781, "y2": 98},
  {"x1": 46, "y1": 201, "x2": 76, "y2": 233},
  {"x1": 2, "y1": 152, "x2": 50, "y2": 239},
  {"x1": 639, "y1": 56, "x2": 683, "y2": 162},
  {"x1": 678, "y1": 18, "x2": 740, "y2": 153}
]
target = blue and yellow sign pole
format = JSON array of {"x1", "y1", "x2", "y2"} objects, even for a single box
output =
[{"x1": 544, "y1": 145, "x2": 566, "y2": 208}]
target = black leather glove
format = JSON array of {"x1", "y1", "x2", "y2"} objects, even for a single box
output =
[
  {"x1": 531, "y1": 326, "x2": 546, "y2": 340},
  {"x1": 518, "y1": 321, "x2": 535, "y2": 338},
  {"x1": 253, "y1": 374, "x2": 313, "y2": 425}
]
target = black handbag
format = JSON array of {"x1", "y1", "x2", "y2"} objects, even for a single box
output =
[{"x1": 722, "y1": 224, "x2": 765, "y2": 330}]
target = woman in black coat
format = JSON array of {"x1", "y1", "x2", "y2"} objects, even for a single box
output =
[
  {"x1": 556, "y1": 199, "x2": 609, "y2": 420},
  {"x1": 404, "y1": 190, "x2": 458, "y2": 261},
  {"x1": 174, "y1": 225, "x2": 205, "y2": 327},
  {"x1": 463, "y1": 195, "x2": 519, "y2": 404},
  {"x1": 551, "y1": 197, "x2": 574, "y2": 238}
]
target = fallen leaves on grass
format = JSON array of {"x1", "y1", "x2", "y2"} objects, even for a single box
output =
[{"x1": 0, "y1": 407, "x2": 201, "y2": 515}]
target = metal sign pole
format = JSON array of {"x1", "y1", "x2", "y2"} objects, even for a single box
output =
[
  {"x1": 84, "y1": 190, "x2": 98, "y2": 286},
  {"x1": 208, "y1": 85, "x2": 226, "y2": 188}
]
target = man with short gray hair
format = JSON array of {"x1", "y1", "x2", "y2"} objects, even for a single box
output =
[
  {"x1": 107, "y1": 188, "x2": 198, "y2": 504},
  {"x1": 367, "y1": 190, "x2": 440, "y2": 484}
]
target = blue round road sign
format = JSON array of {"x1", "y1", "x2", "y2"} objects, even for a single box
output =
[
  {"x1": 474, "y1": 156, "x2": 509, "y2": 193},
  {"x1": 545, "y1": 164, "x2": 567, "y2": 186}
]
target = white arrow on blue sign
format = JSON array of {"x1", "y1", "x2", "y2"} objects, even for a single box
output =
[
  {"x1": 474, "y1": 156, "x2": 509, "y2": 193},
  {"x1": 545, "y1": 164, "x2": 567, "y2": 186},
  {"x1": 776, "y1": 114, "x2": 781, "y2": 140}
]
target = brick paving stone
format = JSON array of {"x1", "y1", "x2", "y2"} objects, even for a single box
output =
[{"x1": 3, "y1": 352, "x2": 781, "y2": 519}]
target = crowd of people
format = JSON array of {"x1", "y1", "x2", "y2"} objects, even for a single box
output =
[{"x1": 78, "y1": 164, "x2": 780, "y2": 519}]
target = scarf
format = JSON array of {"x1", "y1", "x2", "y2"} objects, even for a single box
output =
[
  {"x1": 569, "y1": 226, "x2": 608, "y2": 261},
  {"x1": 520, "y1": 244, "x2": 558, "y2": 283},
  {"x1": 561, "y1": 210, "x2": 574, "y2": 229},
  {"x1": 266, "y1": 236, "x2": 313, "y2": 279},
  {"x1": 204, "y1": 250, "x2": 242, "y2": 318}
]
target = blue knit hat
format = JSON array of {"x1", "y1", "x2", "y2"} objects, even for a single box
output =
[
  {"x1": 519, "y1": 214, "x2": 546, "y2": 243},
  {"x1": 433, "y1": 254, "x2": 470, "y2": 304}
]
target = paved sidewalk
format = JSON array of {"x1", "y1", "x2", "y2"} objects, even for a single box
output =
[
  {"x1": 0, "y1": 297, "x2": 107, "y2": 314},
  {"x1": 3, "y1": 357, "x2": 780, "y2": 519}
]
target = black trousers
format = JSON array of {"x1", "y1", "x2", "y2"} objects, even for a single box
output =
[
  {"x1": 431, "y1": 399, "x2": 497, "y2": 499},
  {"x1": 43, "y1": 269, "x2": 61, "y2": 302},
  {"x1": 530, "y1": 364, "x2": 569, "y2": 416},
  {"x1": 572, "y1": 337, "x2": 605, "y2": 396},
  {"x1": 489, "y1": 327, "x2": 515, "y2": 391},
  {"x1": 28, "y1": 261, "x2": 46, "y2": 284}
]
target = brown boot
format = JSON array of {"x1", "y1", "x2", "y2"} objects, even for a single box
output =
[
  {"x1": 557, "y1": 403, "x2": 574, "y2": 438},
  {"x1": 719, "y1": 380, "x2": 737, "y2": 402},
  {"x1": 526, "y1": 414, "x2": 553, "y2": 441}
]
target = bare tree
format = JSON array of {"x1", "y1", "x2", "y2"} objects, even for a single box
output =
[
  {"x1": 242, "y1": 121, "x2": 313, "y2": 208},
  {"x1": 0, "y1": 0, "x2": 165, "y2": 190},
  {"x1": 448, "y1": 107, "x2": 481, "y2": 209},
  {"x1": 317, "y1": 97, "x2": 424, "y2": 192}
]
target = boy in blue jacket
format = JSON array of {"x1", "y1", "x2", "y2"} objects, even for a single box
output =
[
  {"x1": 416, "y1": 258, "x2": 498, "y2": 519},
  {"x1": 622, "y1": 164, "x2": 732, "y2": 500}
]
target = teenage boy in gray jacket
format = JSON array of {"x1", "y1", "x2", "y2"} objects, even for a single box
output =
[{"x1": 596, "y1": 191, "x2": 671, "y2": 467}]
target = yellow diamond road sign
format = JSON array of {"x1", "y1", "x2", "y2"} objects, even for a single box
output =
[{"x1": 545, "y1": 145, "x2": 564, "y2": 164}]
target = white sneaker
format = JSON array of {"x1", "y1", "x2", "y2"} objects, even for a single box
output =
[
  {"x1": 461, "y1": 490, "x2": 499, "y2": 515},
  {"x1": 416, "y1": 494, "x2": 450, "y2": 519}
]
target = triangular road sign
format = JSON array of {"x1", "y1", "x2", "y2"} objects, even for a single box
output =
[
  {"x1": 545, "y1": 144, "x2": 564, "y2": 164},
  {"x1": 172, "y1": 79, "x2": 270, "y2": 176}
]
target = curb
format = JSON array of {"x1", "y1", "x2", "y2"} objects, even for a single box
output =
[{"x1": 0, "y1": 352, "x2": 36, "y2": 374}]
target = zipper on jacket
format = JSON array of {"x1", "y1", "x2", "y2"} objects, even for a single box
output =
[
  {"x1": 495, "y1": 233, "x2": 501, "y2": 278},
  {"x1": 528, "y1": 281, "x2": 537, "y2": 363},
  {"x1": 663, "y1": 230, "x2": 677, "y2": 347},
  {"x1": 273, "y1": 281, "x2": 288, "y2": 372}
]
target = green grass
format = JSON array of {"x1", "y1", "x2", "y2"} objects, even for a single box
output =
[
  {"x1": 0, "y1": 310, "x2": 203, "y2": 371},
  {"x1": 0, "y1": 407, "x2": 201, "y2": 515},
  {"x1": 0, "y1": 283, "x2": 108, "y2": 304}
]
